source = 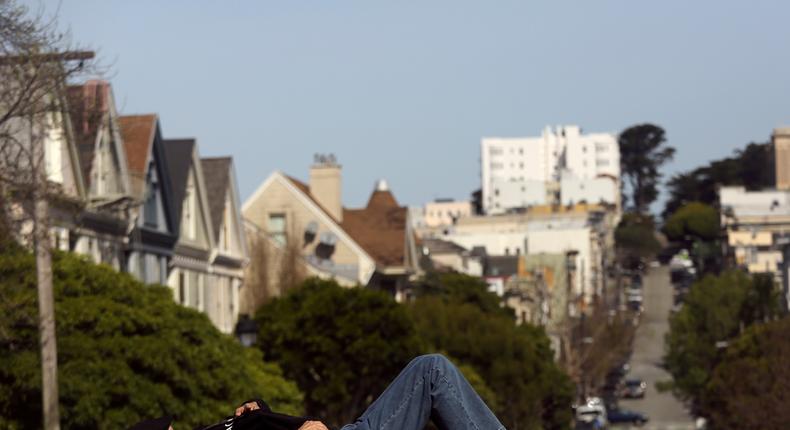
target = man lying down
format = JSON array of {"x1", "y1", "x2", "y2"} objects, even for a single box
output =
[{"x1": 128, "y1": 354, "x2": 506, "y2": 430}]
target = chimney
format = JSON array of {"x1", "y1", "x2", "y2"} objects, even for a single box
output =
[
  {"x1": 774, "y1": 128, "x2": 790, "y2": 190},
  {"x1": 309, "y1": 154, "x2": 343, "y2": 221}
]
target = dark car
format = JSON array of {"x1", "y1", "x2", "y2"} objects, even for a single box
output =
[
  {"x1": 620, "y1": 378, "x2": 647, "y2": 398},
  {"x1": 607, "y1": 407, "x2": 648, "y2": 426}
]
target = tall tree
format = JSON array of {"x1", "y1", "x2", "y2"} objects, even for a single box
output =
[
  {"x1": 663, "y1": 142, "x2": 774, "y2": 219},
  {"x1": 1, "y1": 3, "x2": 98, "y2": 429},
  {"x1": 619, "y1": 124, "x2": 675, "y2": 213}
]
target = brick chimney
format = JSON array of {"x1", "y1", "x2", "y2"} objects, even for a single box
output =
[{"x1": 309, "y1": 154, "x2": 343, "y2": 221}]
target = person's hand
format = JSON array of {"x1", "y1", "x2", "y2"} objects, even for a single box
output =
[
  {"x1": 235, "y1": 401, "x2": 261, "y2": 416},
  {"x1": 298, "y1": 421, "x2": 329, "y2": 430}
]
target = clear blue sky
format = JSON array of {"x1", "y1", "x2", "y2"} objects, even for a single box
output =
[{"x1": 33, "y1": 1, "x2": 790, "y2": 210}]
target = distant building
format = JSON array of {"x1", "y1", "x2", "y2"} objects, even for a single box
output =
[
  {"x1": 481, "y1": 125, "x2": 619, "y2": 214},
  {"x1": 440, "y1": 203, "x2": 617, "y2": 307},
  {"x1": 424, "y1": 199, "x2": 473, "y2": 228},
  {"x1": 242, "y1": 155, "x2": 421, "y2": 301},
  {"x1": 421, "y1": 238, "x2": 484, "y2": 277},
  {"x1": 774, "y1": 127, "x2": 790, "y2": 190},
  {"x1": 720, "y1": 186, "x2": 790, "y2": 274}
]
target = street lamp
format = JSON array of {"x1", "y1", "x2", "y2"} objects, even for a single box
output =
[{"x1": 235, "y1": 314, "x2": 258, "y2": 347}]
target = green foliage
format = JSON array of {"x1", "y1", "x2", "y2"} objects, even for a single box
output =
[
  {"x1": 701, "y1": 317, "x2": 790, "y2": 430},
  {"x1": 0, "y1": 249, "x2": 302, "y2": 430},
  {"x1": 254, "y1": 278, "x2": 423, "y2": 427},
  {"x1": 411, "y1": 272, "x2": 514, "y2": 318},
  {"x1": 408, "y1": 296, "x2": 574, "y2": 430},
  {"x1": 663, "y1": 142, "x2": 774, "y2": 219},
  {"x1": 663, "y1": 202, "x2": 720, "y2": 243},
  {"x1": 615, "y1": 212, "x2": 661, "y2": 265},
  {"x1": 663, "y1": 271, "x2": 781, "y2": 410},
  {"x1": 618, "y1": 124, "x2": 676, "y2": 213}
]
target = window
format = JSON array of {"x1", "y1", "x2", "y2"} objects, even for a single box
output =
[
  {"x1": 489, "y1": 147, "x2": 503, "y2": 156},
  {"x1": 505, "y1": 247, "x2": 510, "y2": 255},
  {"x1": 491, "y1": 162, "x2": 504, "y2": 170},
  {"x1": 494, "y1": 189, "x2": 500, "y2": 196},
  {"x1": 268, "y1": 213, "x2": 286, "y2": 245},
  {"x1": 519, "y1": 162, "x2": 524, "y2": 169},
  {"x1": 182, "y1": 174, "x2": 195, "y2": 238},
  {"x1": 519, "y1": 148, "x2": 523, "y2": 155},
  {"x1": 143, "y1": 169, "x2": 158, "y2": 228},
  {"x1": 178, "y1": 271, "x2": 186, "y2": 305},
  {"x1": 596, "y1": 159, "x2": 610, "y2": 167}
]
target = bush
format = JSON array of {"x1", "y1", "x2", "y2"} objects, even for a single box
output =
[{"x1": 0, "y1": 249, "x2": 302, "y2": 429}]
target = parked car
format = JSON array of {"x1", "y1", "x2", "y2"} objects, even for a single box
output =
[
  {"x1": 627, "y1": 297, "x2": 643, "y2": 313},
  {"x1": 575, "y1": 404, "x2": 607, "y2": 428},
  {"x1": 620, "y1": 378, "x2": 647, "y2": 398},
  {"x1": 607, "y1": 406, "x2": 649, "y2": 426}
]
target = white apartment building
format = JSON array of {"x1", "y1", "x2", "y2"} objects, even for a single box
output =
[{"x1": 481, "y1": 125, "x2": 619, "y2": 214}]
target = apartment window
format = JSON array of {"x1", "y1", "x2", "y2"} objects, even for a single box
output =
[
  {"x1": 582, "y1": 146, "x2": 587, "y2": 153},
  {"x1": 596, "y1": 159, "x2": 610, "y2": 167},
  {"x1": 519, "y1": 162, "x2": 524, "y2": 169},
  {"x1": 519, "y1": 148, "x2": 523, "y2": 155},
  {"x1": 494, "y1": 189, "x2": 500, "y2": 196},
  {"x1": 491, "y1": 162, "x2": 504, "y2": 170},
  {"x1": 505, "y1": 247, "x2": 510, "y2": 255},
  {"x1": 182, "y1": 177, "x2": 195, "y2": 239},
  {"x1": 268, "y1": 213, "x2": 287, "y2": 245},
  {"x1": 595, "y1": 142, "x2": 608, "y2": 152},
  {"x1": 489, "y1": 147, "x2": 503, "y2": 156}
]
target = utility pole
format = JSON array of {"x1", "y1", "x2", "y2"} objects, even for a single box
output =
[{"x1": 1, "y1": 48, "x2": 94, "y2": 430}]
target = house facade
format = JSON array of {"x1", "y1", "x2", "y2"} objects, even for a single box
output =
[
  {"x1": 242, "y1": 156, "x2": 421, "y2": 302},
  {"x1": 66, "y1": 81, "x2": 133, "y2": 268},
  {"x1": 202, "y1": 157, "x2": 248, "y2": 334},
  {"x1": 119, "y1": 114, "x2": 178, "y2": 285}
]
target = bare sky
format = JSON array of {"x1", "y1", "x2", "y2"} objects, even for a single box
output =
[{"x1": 36, "y1": 0, "x2": 790, "y2": 211}]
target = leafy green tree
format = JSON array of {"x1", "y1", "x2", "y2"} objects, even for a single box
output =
[
  {"x1": 663, "y1": 271, "x2": 781, "y2": 410},
  {"x1": 701, "y1": 317, "x2": 790, "y2": 430},
  {"x1": 411, "y1": 272, "x2": 513, "y2": 318},
  {"x1": 618, "y1": 124, "x2": 676, "y2": 213},
  {"x1": 614, "y1": 212, "x2": 661, "y2": 269},
  {"x1": 255, "y1": 278, "x2": 423, "y2": 427},
  {"x1": 0, "y1": 247, "x2": 302, "y2": 430},
  {"x1": 663, "y1": 142, "x2": 774, "y2": 219},
  {"x1": 408, "y1": 297, "x2": 574, "y2": 430},
  {"x1": 663, "y1": 202, "x2": 720, "y2": 243}
]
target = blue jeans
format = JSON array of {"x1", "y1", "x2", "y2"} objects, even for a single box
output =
[{"x1": 341, "y1": 354, "x2": 505, "y2": 430}]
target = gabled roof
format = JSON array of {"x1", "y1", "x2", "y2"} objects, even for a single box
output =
[
  {"x1": 66, "y1": 81, "x2": 108, "y2": 188},
  {"x1": 118, "y1": 114, "x2": 157, "y2": 198},
  {"x1": 162, "y1": 139, "x2": 195, "y2": 232},
  {"x1": 201, "y1": 157, "x2": 232, "y2": 242},
  {"x1": 280, "y1": 175, "x2": 410, "y2": 268},
  {"x1": 342, "y1": 190, "x2": 408, "y2": 267}
]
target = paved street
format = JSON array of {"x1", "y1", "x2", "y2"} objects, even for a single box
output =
[{"x1": 616, "y1": 267, "x2": 695, "y2": 430}]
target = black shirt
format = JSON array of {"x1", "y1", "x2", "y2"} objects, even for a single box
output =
[{"x1": 197, "y1": 399, "x2": 320, "y2": 430}]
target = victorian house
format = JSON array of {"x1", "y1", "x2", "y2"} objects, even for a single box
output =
[
  {"x1": 162, "y1": 138, "x2": 215, "y2": 312},
  {"x1": 202, "y1": 157, "x2": 248, "y2": 333},
  {"x1": 119, "y1": 114, "x2": 177, "y2": 285},
  {"x1": 65, "y1": 80, "x2": 133, "y2": 268}
]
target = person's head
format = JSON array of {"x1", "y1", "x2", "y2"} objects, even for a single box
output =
[{"x1": 127, "y1": 415, "x2": 173, "y2": 430}]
